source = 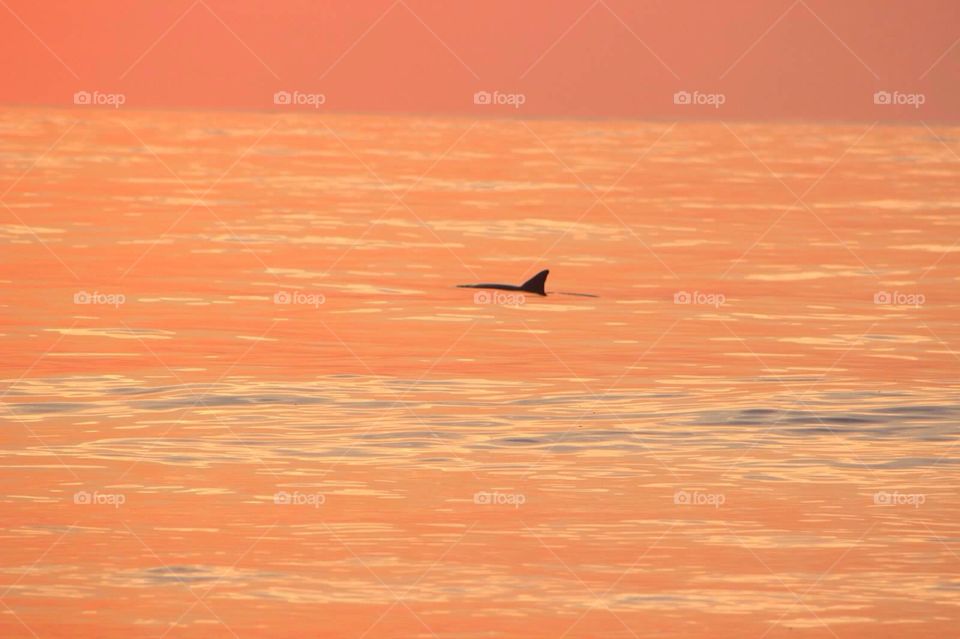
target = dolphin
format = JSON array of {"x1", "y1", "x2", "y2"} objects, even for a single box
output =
[
  {"x1": 456, "y1": 270, "x2": 598, "y2": 297},
  {"x1": 457, "y1": 269, "x2": 550, "y2": 296}
]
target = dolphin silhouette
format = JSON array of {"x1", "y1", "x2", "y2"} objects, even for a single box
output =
[{"x1": 458, "y1": 269, "x2": 550, "y2": 296}]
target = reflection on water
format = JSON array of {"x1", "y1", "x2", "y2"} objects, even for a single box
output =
[
  {"x1": 1, "y1": 109, "x2": 959, "y2": 637},
  {"x1": 5, "y1": 377, "x2": 960, "y2": 467}
]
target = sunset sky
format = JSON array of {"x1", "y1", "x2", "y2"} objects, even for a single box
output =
[{"x1": 1, "y1": 0, "x2": 957, "y2": 119}]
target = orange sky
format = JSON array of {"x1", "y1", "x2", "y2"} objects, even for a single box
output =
[{"x1": 1, "y1": 0, "x2": 958, "y2": 120}]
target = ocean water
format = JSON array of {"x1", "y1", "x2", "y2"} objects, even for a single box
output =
[{"x1": 1, "y1": 109, "x2": 959, "y2": 637}]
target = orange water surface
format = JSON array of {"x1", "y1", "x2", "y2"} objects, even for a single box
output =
[{"x1": 1, "y1": 108, "x2": 959, "y2": 638}]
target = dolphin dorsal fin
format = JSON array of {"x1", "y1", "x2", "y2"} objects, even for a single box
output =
[{"x1": 520, "y1": 269, "x2": 549, "y2": 295}]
